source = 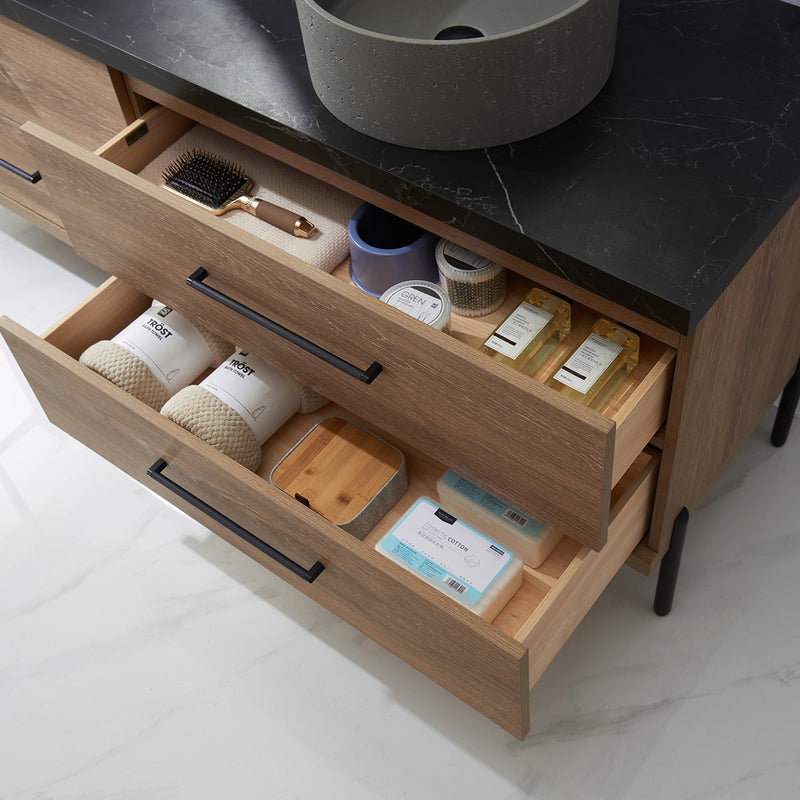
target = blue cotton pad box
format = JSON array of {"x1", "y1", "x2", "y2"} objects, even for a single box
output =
[
  {"x1": 435, "y1": 470, "x2": 563, "y2": 568},
  {"x1": 375, "y1": 496, "x2": 523, "y2": 621}
]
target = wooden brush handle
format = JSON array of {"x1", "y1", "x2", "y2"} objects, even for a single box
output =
[{"x1": 252, "y1": 197, "x2": 315, "y2": 238}]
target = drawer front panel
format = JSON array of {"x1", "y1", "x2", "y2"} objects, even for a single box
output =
[
  {"x1": 0, "y1": 111, "x2": 60, "y2": 225},
  {"x1": 23, "y1": 121, "x2": 620, "y2": 551},
  {"x1": 0, "y1": 16, "x2": 128, "y2": 147},
  {"x1": 0, "y1": 37, "x2": 37, "y2": 123},
  {"x1": 0, "y1": 301, "x2": 531, "y2": 738}
]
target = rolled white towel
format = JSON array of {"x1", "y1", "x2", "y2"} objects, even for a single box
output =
[
  {"x1": 161, "y1": 349, "x2": 329, "y2": 470},
  {"x1": 79, "y1": 301, "x2": 233, "y2": 410}
]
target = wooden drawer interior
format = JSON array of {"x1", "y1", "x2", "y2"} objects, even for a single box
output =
[
  {"x1": 99, "y1": 108, "x2": 675, "y2": 475},
  {"x1": 20, "y1": 106, "x2": 674, "y2": 551},
  {"x1": 2, "y1": 275, "x2": 659, "y2": 737},
  {"x1": 90, "y1": 107, "x2": 674, "y2": 446}
]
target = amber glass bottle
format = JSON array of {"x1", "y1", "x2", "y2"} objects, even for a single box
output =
[
  {"x1": 545, "y1": 318, "x2": 639, "y2": 410},
  {"x1": 479, "y1": 286, "x2": 571, "y2": 376}
]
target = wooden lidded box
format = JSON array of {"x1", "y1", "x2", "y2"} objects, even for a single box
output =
[{"x1": 270, "y1": 417, "x2": 408, "y2": 539}]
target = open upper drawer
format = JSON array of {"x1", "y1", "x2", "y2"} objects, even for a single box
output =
[
  {"x1": 0, "y1": 276, "x2": 660, "y2": 738},
  {"x1": 20, "y1": 106, "x2": 674, "y2": 550}
]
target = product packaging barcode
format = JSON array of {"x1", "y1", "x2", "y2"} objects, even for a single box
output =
[
  {"x1": 502, "y1": 508, "x2": 529, "y2": 527},
  {"x1": 442, "y1": 576, "x2": 467, "y2": 595}
]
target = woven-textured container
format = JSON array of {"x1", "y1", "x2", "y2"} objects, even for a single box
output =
[
  {"x1": 79, "y1": 303, "x2": 232, "y2": 410},
  {"x1": 435, "y1": 239, "x2": 506, "y2": 317}
]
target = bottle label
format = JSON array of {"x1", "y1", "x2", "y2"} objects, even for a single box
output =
[
  {"x1": 377, "y1": 498, "x2": 513, "y2": 606},
  {"x1": 553, "y1": 332, "x2": 623, "y2": 394},
  {"x1": 200, "y1": 350, "x2": 300, "y2": 444},
  {"x1": 441, "y1": 241, "x2": 495, "y2": 272},
  {"x1": 111, "y1": 303, "x2": 213, "y2": 394},
  {"x1": 382, "y1": 284, "x2": 446, "y2": 325},
  {"x1": 439, "y1": 470, "x2": 546, "y2": 538},
  {"x1": 483, "y1": 301, "x2": 553, "y2": 359}
]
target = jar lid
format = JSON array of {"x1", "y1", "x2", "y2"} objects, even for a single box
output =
[
  {"x1": 380, "y1": 280, "x2": 451, "y2": 331},
  {"x1": 435, "y1": 239, "x2": 503, "y2": 282}
]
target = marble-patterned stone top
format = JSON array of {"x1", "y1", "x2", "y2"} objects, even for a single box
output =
[{"x1": 2, "y1": 0, "x2": 799, "y2": 333}]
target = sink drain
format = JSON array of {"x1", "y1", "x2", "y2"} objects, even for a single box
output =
[{"x1": 434, "y1": 25, "x2": 484, "y2": 40}]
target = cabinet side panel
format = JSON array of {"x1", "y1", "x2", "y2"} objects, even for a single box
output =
[{"x1": 648, "y1": 195, "x2": 800, "y2": 556}]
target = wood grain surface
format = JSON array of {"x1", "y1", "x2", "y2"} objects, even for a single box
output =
[
  {"x1": 271, "y1": 416, "x2": 405, "y2": 524},
  {"x1": 0, "y1": 276, "x2": 662, "y2": 736},
  {"x1": 0, "y1": 111, "x2": 61, "y2": 226},
  {"x1": 0, "y1": 16, "x2": 129, "y2": 148},
  {"x1": 21, "y1": 119, "x2": 674, "y2": 550},
  {"x1": 645, "y1": 194, "x2": 800, "y2": 560},
  {"x1": 1, "y1": 301, "x2": 532, "y2": 737},
  {"x1": 126, "y1": 78, "x2": 680, "y2": 348}
]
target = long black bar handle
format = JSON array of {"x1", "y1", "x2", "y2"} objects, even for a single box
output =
[
  {"x1": 0, "y1": 156, "x2": 42, "y2": 183},
  {"x1": 147, "y1": 459, "x2": 325, "y2": 583},
  {"x1": 187, "y1": 267, "x2": 382, "y2": 384}
]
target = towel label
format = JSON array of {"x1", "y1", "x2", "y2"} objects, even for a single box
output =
[
  {"x1": 552, "y1": 332, "x2": 622, "y2": 393},
  {"x1": 483, "y1": 301, "x2": 552, "y2": 359},
  {"x1": 200, "y1": 350, "x2": 300, "y2": 443},
  {"x1": 112, "y1": 303, "x2": 213, "y2": 393},
  {"x1": 439, "y1": 470, "x2": 546, "y2": 537},
  {"x1": 378, "y1": 498, "x2": 512, "y2": 606}
]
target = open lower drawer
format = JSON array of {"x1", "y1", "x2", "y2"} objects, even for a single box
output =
[
  {"x1": 20, "y1": 107, "x2": 673, "y2": 551},
  {"x1": 0, "y1": 277, "x2": 659, "y2": 738}
]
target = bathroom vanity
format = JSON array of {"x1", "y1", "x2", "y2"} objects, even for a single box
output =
[{"x1": 0, "y1": 0, "x2": 798, "y2": 738}]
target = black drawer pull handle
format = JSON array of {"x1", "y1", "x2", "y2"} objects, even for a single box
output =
[
  {"x1": 147, "y1": 458, "x2": 325, "y2": 583},
  {"x1": 187, "y1": 267, "x2": 382, "y2": 384},
  {"x1": 0, "y1": 156, "x2": 41, "y2": 183}
]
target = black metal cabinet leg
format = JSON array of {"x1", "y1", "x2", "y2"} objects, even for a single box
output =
[
  {"x1": 771, "y1": 358, "x2": 800, "y2": 447},
  {"x1": 654, "y1": 507, "x2": 689, "y2": 616}
]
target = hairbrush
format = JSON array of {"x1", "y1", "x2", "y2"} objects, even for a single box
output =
[{"x1": 162, "y1": 149, "x2": 315, "y2": 238}]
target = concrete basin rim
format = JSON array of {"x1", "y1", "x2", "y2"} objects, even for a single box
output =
[{"x1": 296, "y1": 0, "x2": 597, "y2": 46}]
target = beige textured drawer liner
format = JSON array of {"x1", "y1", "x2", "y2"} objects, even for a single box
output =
[{"x1": 137, "y1": 124, "x2": 361, "y2": 272}]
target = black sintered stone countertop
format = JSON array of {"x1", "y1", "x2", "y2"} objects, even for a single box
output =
[{"x1": 2, "y1": 0, "x2": 800, "y2": 335}]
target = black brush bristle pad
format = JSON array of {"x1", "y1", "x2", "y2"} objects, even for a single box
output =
[{"x1": 162, "y1": 149, "x2": 248, "y2": 208}]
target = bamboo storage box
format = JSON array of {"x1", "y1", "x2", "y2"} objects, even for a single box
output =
[{"x1": 270, "y1": 416, "x2": 408, "y2": 539}]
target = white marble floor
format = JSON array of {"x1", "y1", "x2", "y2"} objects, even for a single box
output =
[{"x1": 1, "y1": 206, "x2": 798, "y2": 800}]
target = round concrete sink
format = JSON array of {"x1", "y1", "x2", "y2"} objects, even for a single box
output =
[{"x1": 295, "y1": 0, "x2": 620, "y2": 150}]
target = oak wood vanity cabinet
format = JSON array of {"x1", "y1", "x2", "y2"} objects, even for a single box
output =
[
  {"x1": 1, "y1": 12, "x2": 798, "y2": 739},
  {"x1": 0, "y1": 16, "x2": 132, "y2": 238}
]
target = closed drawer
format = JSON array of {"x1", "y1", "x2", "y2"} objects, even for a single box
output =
[
  {"x1": 0, "y1": 277, "x2": 660, "y2": 739},
  {"x1": 0, "y1": 15, "x2": 129, "y2": 148},
  {"x1": 21, "y1": 106, "x2": 675, "y2": 551},
  {"x1": 0, "y1": 110, "x2": 61, "y2": 226}
]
